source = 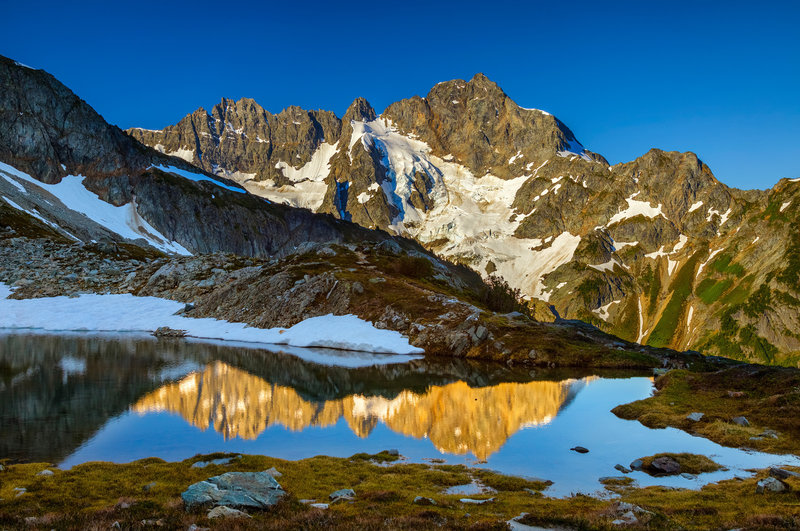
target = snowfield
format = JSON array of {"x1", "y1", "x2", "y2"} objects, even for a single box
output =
[{"x1": 0, "y1": 284, "x2": 424, "y2": 359}]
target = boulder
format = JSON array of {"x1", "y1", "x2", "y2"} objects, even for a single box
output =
[
  {"x1": 648, "y1": 456, "x2": 681, "y2": 476},
  {"x1": 182, "y1": 471, "x2": 286, "y2": 511},
  {"x1": 570, "y1": 446, "x2": 589, "y2": 454},
  {"x1": 731, "y1": 416, "x2": 750, "y2": 427},
  {"x1": 615, "y1": 464, "x2": 632, "y2": 474},
  {"x1": 756, "y1": 477, "x2": 790, "y2": 494},
  {"x1": 629, "y1": 459, "x2": 644, "y2": 471}
]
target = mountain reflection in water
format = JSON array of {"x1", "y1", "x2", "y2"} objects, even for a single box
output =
[
  {"x1": 133, "y1": 361, "x2": 591, "y2": 459},
  {"x1": 1, "y1": 333, "x2": 610, "y2": 464}
]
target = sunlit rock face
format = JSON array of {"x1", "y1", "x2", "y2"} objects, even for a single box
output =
[{"x1": 133, "y1": 361, "x2": 591, "y2": 460}]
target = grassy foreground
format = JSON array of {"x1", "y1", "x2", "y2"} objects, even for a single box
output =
[
  {"x1": 613, "y1": 365, "x2": 800, "y2": 455},
  {"x1": 1, "y1": 452, "x2": 799, "y2": 530}
]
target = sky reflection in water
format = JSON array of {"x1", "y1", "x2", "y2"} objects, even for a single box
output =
[{"x1": 2, "y1": 333, "x2": 798, "y2": 497}]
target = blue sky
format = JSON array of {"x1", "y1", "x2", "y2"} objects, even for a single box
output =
[{"x1": 2, "y1": 0, "x2": 798, "y2": 189}]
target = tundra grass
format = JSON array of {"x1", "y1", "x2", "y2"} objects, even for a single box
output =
[{"x1": 2, "y1": 452, "x2": 799, "y2": 530}]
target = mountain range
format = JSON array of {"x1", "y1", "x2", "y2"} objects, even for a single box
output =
[
  {"x1": 128, "y1": 73, "x2": 800, "y2": 365},
  {"x1": 1, "y1": 54, "x2": 797, "y2": 366}
]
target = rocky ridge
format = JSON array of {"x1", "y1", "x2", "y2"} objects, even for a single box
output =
[{"x1": 129, "y1": 74, "x2": 800, "y2": 365}]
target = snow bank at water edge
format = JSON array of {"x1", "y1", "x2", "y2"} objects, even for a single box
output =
[{"x1": 0, "y1": 284, "x2": 424, "y2": 357}]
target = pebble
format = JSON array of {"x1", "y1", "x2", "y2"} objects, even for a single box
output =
[{"x1": 207, "y1": 506, "x2": 251, "y2": 519}]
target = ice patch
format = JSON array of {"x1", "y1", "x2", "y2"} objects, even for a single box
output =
[
  {"x1": 687, "y1": 201, "x2": 703, "y2": 213},
  {"x1": 780, "y1": 200, "x2": 791, "y2": 212},
  {"x1": 509, "y1": 151, "x2": 523, "y2": 164},
  {"x1": 150, "y1": 164, "x2": 245, "y2": 194},
  {"x1": 0, "y1": 284, "x2": 423, "y2": 357}
]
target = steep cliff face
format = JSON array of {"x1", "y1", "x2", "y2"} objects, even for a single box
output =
[
  {"x1": 0, "y1": 55, "x2": 401, "y2": 259},
  {"x1": 130, "y1": 73, "x2": 800, "y2": 365}
]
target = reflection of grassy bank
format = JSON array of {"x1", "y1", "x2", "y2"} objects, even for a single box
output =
[
  {"x1": 613, "y1": 366, "x2": 800, "y2": 455},
  {"x1": 1, "y1": 453, "x2": 799, "y2": 529}
]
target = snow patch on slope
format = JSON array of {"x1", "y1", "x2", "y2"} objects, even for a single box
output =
[
  {"x1": 607, "y1": 192, "x2": 666, "y2": 225},
  {"x1": 151, "y1": 164, "x2": 245, "y2": 194},
  {"x1": 1, "y1": 161, "x2": 190, "y2": 254},
  {"x1": 0, "y1": 284, "x2": 423, "y2": 357},
  {"x1": 241, "y1": 142, "x2": 339, "y2": 210}
]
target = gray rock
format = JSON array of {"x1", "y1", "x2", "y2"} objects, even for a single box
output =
[
  {"x1": 181, "y1": 471, "x2": 286, "y2": 511},
  {"x1": 648, "y1": 456, "x2": 681, "y2": 476},
  {"x1": 263, "y1": 467, "x2": 282, "y2": 478},
  {"x1": 207, "y1": 506, "x2": 251, "y2": 519},
  {"x1": 612, "y1": 510, "x2": 639, "y2": 525},
  {"x1": 309, "y1": 503, "x2": 329, "y2": 509},
  {"x1": 329, "y1": 488, "x2": 355, "y2": 500},
  {"x1": 629, "y1": 459, "x2": 644, "y2": 471},
  {"x1": 756, "y1": 477, "x2": 790, "y2": 494},
  {"x1": 413, "y1": 496, "x2": 437, "y2": 505},
  {"x1": 143, "y1": 481, "x2": 157, "y2": 492},
  {"x1": 386, "y1": 449, "x2": 400, "y2": 456},
  {"x1": 615, "y1": 464, "x2": 631, "y2": 474},
  {"x1": 191, "y1": 456, "x2": 237, "y2": 468},
  {"x1": 769, "y1": 467, "x2": 800, "y2": 480},
  {"x1": 570, "y1": 446, "x2": 589, "y2": 454},
  {"x1": 731, "y1": 416, "x2": 750, "y2": 427},
  {"x1": 686, "y1": 412, "x2": 704, "y2": 422},
  {"x1": 13, "y1": 487, "x2": 26, "y2": 497},
  {"x1": 36, "y1": 469, "x2": 54, "y2": 476},
  {"x1": 681, "y1": 473, "x2": 695, "y2": 480}
]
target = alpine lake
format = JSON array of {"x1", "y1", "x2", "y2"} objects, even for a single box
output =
[{"x1": 1, "y1": 332, "x2": 798, "y2": 498}]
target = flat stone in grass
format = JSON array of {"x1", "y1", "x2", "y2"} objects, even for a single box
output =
[
  {"x1": 182, "y1": 471, "x2": 286, "y2": 511},
  {"x1": 329, "y1": 488, "x2": 355, "y2": 500}
]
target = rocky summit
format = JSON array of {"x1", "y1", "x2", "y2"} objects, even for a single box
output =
[{"x1": 129, "y1": 73, "x2": 800, "y2": 366}]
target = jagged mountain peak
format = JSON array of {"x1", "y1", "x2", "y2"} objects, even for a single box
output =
[{"x1": 343, "y1": 97, "x2": 376, "y2": 123}]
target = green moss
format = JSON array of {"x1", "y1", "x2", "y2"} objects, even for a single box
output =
[
  {"x1": 696, "y1": 278, "x2": 733, "y2": 304},
  {"x1": 710, "y1": 253, "x2": 745, "y2": 277}
]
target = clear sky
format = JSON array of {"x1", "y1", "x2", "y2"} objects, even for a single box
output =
[{"x1": 2, "y1": 0, "x2": 798, "y2": 189}]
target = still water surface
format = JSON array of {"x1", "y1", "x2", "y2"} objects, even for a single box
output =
[{"x1": 2, "y1": 333, "x2": 798, "y2": 497}]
